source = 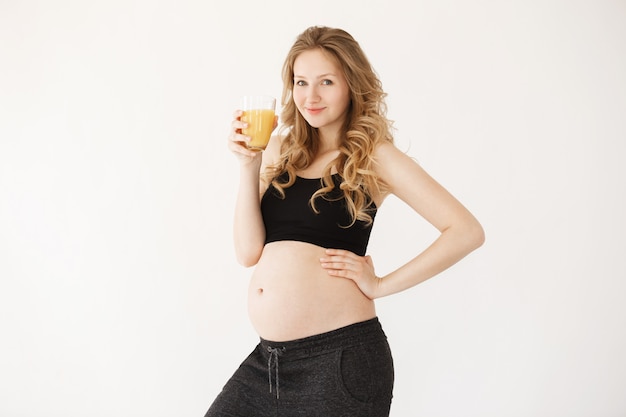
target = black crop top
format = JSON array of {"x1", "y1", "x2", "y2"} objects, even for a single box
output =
[{"x1": 261, "y1": 173, "x2": 377, "y2": 256}]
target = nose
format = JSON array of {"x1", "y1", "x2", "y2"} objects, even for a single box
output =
[{"x1": 305, "y1": 85, "x2": 320, "y2": 103}]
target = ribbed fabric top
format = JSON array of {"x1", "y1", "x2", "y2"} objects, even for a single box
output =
[{"x1": 261, "y1": 173, "x2": 376, "y2": 256}]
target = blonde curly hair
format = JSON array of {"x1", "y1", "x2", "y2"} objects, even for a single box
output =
[{"x1": 264, "y1": 26, "x2": 394, "y2": 226}]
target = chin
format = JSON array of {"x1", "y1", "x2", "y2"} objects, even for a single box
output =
[{"x1": 303, "y1": 118, "x2": 322, "y2": 128}]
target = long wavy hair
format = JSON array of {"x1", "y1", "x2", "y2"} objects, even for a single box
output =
[{"x1": 264, "y1": 26, "x2": 394, "y2": 226}]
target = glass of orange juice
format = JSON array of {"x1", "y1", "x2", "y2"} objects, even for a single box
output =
[{"x1": 241, "y1": 95, "x2": 276, "y2": 151}]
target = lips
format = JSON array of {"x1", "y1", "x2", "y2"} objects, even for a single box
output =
[{"x1": 306, "y1": 107, "x2": 325, "y2": 115}]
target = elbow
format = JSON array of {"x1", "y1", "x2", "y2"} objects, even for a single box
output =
[
  {"x1": 233, "y1": 234, "x2": 265, "y2": 267},
  {"x1": 444, "y1": 214, "x2": 485, "y2": 252},
  {"x1": 467, "y1": 220, "x2": 485, "y2": 251},
  {"x1": 238, "y1": 259, "x2": 258, "y2": 268},
  {"x1": 235, "y1": 247, "x2": 263, "y2": 268},
  {"x1": 235, "y1": 253, "x2": 260, "y2": 268}
]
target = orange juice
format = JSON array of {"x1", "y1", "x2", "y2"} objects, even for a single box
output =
[{"x1": 241, "y1": 108, "x2": 275, "y2": 151}]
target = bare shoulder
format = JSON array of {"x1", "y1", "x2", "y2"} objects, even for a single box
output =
[{"x1": 372, "y1": 141, "x2": 428, "y2": 194}]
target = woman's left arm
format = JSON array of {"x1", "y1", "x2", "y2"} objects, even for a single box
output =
[{"x1": 320, "y1": 141, "x2": 485, "y2": 299}]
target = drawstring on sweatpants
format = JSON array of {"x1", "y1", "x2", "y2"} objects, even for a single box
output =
[{"x1": 267, "y1": 346, "x2": 285, "y2": 399}]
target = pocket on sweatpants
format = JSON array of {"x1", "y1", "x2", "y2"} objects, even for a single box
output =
[{"x1": 337, "y1": 340, "x2": 395, "y2": 404}]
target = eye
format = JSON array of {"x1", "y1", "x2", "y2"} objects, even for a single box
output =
[
  {"x1": 295, "y1": 80, "x2": 307, "y2": 86},
  {"x1": 321, "y1": 79, "x2": 333, "y2": 85}
]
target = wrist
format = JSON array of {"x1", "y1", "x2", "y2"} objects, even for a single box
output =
[
  {"x1": 371, "y1": 276, "x2": 386, "y2": 300},
  {"x1": 239, "y1": 157, "x2": 262, "y2": 177}
]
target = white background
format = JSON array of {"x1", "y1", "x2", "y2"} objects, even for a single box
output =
[{"x1": 1, "y1": 1, "x2": 625, "y2": 416}]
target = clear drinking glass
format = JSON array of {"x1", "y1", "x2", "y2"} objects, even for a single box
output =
[{"x1": 240, "y1": 95, "x2": 276, "y2": 151}]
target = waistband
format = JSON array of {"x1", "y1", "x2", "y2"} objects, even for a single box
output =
[
  {"x1": 259, "y1": 317, "x2": 385, "y2": 361},
  {"x1": 260, "y1": 317, "x2": 386, "y2": 399}
]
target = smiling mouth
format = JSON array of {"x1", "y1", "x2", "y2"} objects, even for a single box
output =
[{"x1": 306, "y1": 107, "x2": 325, "y2": 115}]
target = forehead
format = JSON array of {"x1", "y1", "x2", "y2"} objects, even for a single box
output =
[{"x1": 293, "y1": 48, "x2": 342, "y2": 77}]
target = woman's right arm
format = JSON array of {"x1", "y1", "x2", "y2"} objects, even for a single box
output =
[{"x1": 228, "y1": 110, "x2": 278, "y2": 267}]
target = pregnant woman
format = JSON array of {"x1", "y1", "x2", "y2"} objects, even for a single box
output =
[{"x1": 205, "y1": 25, "x2": 485, "y2": 417}]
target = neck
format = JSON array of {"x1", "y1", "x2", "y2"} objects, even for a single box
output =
[{"x1": 317, "y1": 128, "x2": 341, "y2": 152}]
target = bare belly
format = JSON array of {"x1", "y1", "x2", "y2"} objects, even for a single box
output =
[{"x1": 248, "y1": 241, "x2": 376, "y2": 341}]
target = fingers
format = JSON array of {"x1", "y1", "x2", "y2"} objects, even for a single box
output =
[
  {"x1": 229, "y1": 111, "x2": 248, "y2": 144},
  {"x1": 320, "y1": 249, "x2": 380, "y2": 300},
  {"x1": 322, "y1": 249, "x2": 362, "y2": 263},
  {"x1": 320, "y1": 261, "x2": 354, "y2": 273},
  {"x1": 319, "y1": 249, "x2": 364, "y2": 275},
  {"x1": 323, "y1": 248, "x2": 354, "y2": 257},
  {"x1": 227, "y1": 109, "x2": 258, "y2": 158}
]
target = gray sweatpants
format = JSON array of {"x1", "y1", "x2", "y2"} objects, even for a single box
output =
[{"x1": 204, "y1": 317, "x2": 394, "y2": 417}]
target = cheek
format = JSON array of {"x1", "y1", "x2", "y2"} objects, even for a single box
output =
[
  {"x1": 332, "y1": 92, "x2": 351, "y2": 112},
  {"x1": 292, "y1": 91, "x2": 305, "y2": 113},
  {"x1": 291, "y1": 92, "x2": 306, "y2": 117},
  {"x1": 330, "y1": 86, "x2": 350, "y2": 107},
  {"x1": 292, "y1": 89, "x2": 304, "y2": 106}
]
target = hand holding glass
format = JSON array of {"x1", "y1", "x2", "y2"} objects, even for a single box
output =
[{"x1": 241, "y1": 95, "x2": 276, "y2": 151}]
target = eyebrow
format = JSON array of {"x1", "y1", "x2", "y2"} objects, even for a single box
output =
[{"x1": 293, "y1": 73, "x2": 337, "y2": 79}]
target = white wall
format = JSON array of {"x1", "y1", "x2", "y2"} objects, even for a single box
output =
[{"x1": 1, "y1": 1, "x2": 625, "y2": 416}]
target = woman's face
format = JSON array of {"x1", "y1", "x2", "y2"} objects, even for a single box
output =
[{"x1": 292, "y1": 48, "x2": 351, "y2": 137}]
